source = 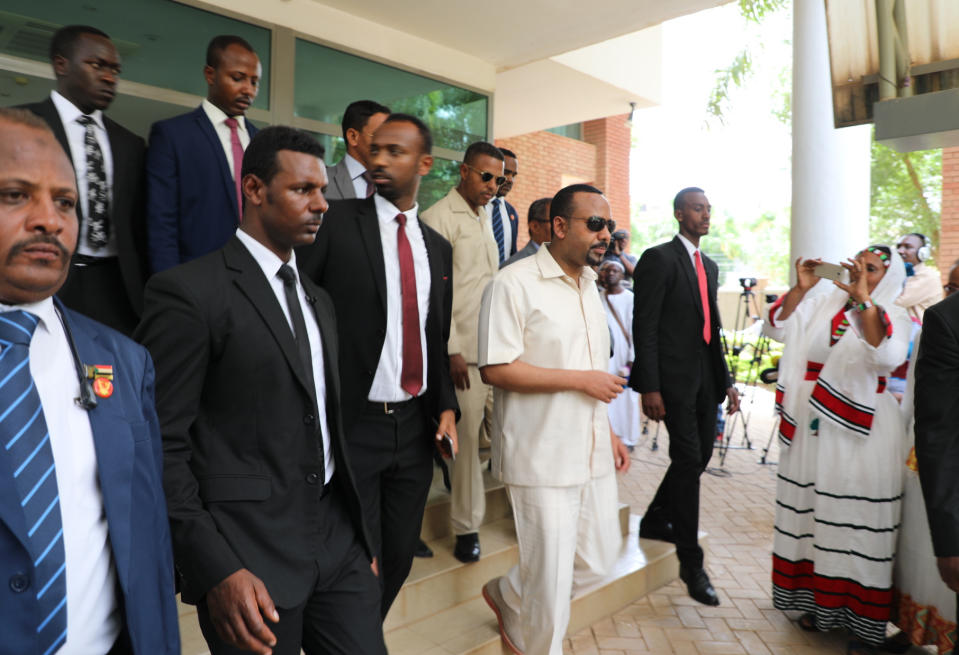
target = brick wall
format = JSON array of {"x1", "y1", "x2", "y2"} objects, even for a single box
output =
[
  {"x1": 494, "y1": 132, "x2": 597, "y2": 247},
  {"x1": 940, "y1": 146, "x2": 959, "y2": 281},
  {"x1": 582, "y1": 114, "x2": 632, "y2": 237},
  {"x1": 494, "y1": 114, "x2": 631, "y2": 250}
]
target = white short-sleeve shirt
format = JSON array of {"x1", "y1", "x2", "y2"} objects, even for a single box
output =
[{"x1": 478, "y1": 244, "x2": 613, "y2": 487}]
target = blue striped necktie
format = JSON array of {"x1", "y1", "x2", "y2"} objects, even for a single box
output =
[
  {"x1": 0, "y1": 310, "x2": 67, "y2": 655},
  {"x1": 490, "y1": 199, "x2": 506, "y2": 265}
]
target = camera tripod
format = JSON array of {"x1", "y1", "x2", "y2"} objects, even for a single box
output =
[{"x1": 716, "y1": 279, "x2": 775, "y2": 468}]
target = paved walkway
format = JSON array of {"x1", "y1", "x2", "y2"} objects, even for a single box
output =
[{"x1": 565, "y1": 387, "x2": 933, "y2": 655}]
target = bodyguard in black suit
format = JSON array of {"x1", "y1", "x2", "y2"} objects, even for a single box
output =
[
  {"x1": 915, "y1": 291, "x2": 959, "y2": 626},
  {"x1": 137, "y1": 127, "x2": 385, "y2": 654},
  {"x1": 298, "y1": 114, "x2": 459, "y2": 616},
  {"x1": 629, "y1": 187, "x2": 738, "y2": 606},
  {"x1": 20, "y1": 25, "x2": 146, "y2": 334}
]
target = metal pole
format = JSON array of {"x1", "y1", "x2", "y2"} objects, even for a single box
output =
[
  {"x1": 876, "y1": 0, "x2": 898, "y2": 100},
  {"x1": 893, "y1": 0, "x2": 912, "y2": 98}
]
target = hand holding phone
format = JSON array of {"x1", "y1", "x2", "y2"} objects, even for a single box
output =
[{"x1": 812, "y1": 262, "x2": 849, "y2": 284}]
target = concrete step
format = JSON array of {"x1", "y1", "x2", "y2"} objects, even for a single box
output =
[
  {"x1": 388, "y1": 503, "x2": 631, "y2": 632},
  {"x1": 385, "y1": 515, "x2": 701, "y2": 655},
  {"x1": 420, "y1": 468, "x2": 511, "y2": 542}
]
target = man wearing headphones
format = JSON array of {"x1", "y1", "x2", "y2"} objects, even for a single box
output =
[{"x1": 896, "y1": 233, "x2": 942, "y2": 322}]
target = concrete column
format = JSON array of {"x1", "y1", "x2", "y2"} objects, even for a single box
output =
[{"x1": 791, "y1": 0, "x2": 871, "y2": 280}]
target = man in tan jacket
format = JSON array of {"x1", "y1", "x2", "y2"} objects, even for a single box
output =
[{"x1": 421, "y1": 141, "x2": 504, "y2": 562}]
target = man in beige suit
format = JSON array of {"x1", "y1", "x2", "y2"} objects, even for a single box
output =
[
  {"x1": 421, "y1": 141, "x2": 503, "y2": 563},
  {"x1": 477, "y1": 184, "x2": 631, "y2": 655}
]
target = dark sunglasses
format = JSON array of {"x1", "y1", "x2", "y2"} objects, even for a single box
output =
[
  {"x1": 571, "y1": 216, "x2": 616, "y2": 233},
  {"x1": 464, "y1": 163, "x2": 506, "y2": 187}
]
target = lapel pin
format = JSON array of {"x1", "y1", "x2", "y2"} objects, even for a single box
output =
[{"x1": 84, "y1": 364, "x2": 115, "y2": 398}]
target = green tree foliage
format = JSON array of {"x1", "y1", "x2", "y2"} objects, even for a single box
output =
[
  {"x1": 707, "y1": 0, "x2": 790, "y2": 127},
  {"x1": 869, "y1": 139, "x2": 942, "y2": 258}
]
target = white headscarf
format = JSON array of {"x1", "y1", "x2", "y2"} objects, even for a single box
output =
[{"x1": 771, "y1": 245, "x2": 910, "y2": 444}]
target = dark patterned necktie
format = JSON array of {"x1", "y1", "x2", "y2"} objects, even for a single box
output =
[
  {"x1": 76, "y1": 115, "x2": 110, "y2": 248},
  {"x1": 0, "y1": 310, "x2": 67, "y2": 653},
  {"x1": 491, "y1": 199, "x2": 506, "y2": 265}
]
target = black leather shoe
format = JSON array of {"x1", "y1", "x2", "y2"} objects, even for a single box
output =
[
  {"x1": 414, "y1": 538, "x2": 433, "y2": 558},
  {"x1": 454, "y1": 533, "x2": 481, "y2": 563},
  {"x1": 638, "y1": 519, "x2": 675, "y2": 543},
  {"x1": 680, "y1": 566, "x2": 720, "y2": 606}
]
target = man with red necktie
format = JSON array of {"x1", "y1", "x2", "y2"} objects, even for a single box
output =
[
  {"x1": 628, "y1": 186, "x2": 739, "y2": 607},
  {"x1": 145, "y1": 35, "x2": 261, "y2": 273},
  {"x1": 297, "y1": 114, "x2": 459, "y2": 617}
]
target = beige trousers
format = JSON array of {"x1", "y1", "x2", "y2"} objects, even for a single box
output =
[
  {"x1": 500, "y1": 473, "x2": 621, "y2": 655},
  {"x1": 450, "y1": 364, "x2": 489, "y2": 535}
]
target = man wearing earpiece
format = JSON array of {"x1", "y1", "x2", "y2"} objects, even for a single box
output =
[
  {"x1": 0, "y1": 108, "x2": 179, "y2": 653},
  {"x1": 896, "y1": 233, "x2": 942, "y2": 322}
]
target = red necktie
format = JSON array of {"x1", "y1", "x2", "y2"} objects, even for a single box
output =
[
  {"x1": 694, "y1": 250, "x2": 711, "y2": 344},
  {"x1": 225, "y1": 117, "x2": 244, "y2": 221},
  {"x1": 396, "y1": 214, "x2": 423, "y2": 396}
]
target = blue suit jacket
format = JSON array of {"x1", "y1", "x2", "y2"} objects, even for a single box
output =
[
  {"x1": 146, "y1": 106, "x2": 258, "y2": 274},
  {"x1": 0, "y1": 302, "x2": 179, "y2": 654}
]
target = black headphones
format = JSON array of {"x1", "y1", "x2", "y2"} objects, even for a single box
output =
[{"x1": 55, "y1": 306, "x2": 98, "y2": 411}]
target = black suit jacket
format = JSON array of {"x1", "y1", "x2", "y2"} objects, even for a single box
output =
[
  {"x1": 914, "y1": 294, "x2": 959, "y2": 557},
  {"x1": 135, "y1": 237, "x2": 372, "y2": 607},
  {"x1": 628, "y1": 236, "x2": 730, "y2": 402},
  {"x1": 21, "y1": 97, "x2": 148, "y2": 315},
  {"x1": 296, "y1": 197, "x2": 459, "y2": 430}
]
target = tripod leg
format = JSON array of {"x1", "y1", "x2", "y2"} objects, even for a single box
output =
[{"x1": 760, "y1": 415, "x2": 780, "y2": 465}]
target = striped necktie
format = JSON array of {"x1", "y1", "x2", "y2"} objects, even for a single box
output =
[
  {"x1": 490, "y1": 199, "x2": 506, "y2": 265},
  {"x1": 0, "y1": 310, "x2": 67, "y2": 654}
]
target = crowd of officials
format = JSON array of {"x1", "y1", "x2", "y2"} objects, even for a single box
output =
[{"x1": 4, "y1": 22, "x2": 959, "y2": 655}]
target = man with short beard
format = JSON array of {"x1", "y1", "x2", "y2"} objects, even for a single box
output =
[
  {"x1": 146, "y1": 35, "x2": 262, "y2": 273},
  {"x1": 478, "y1": 184, "x2": 631, "y2": 655},
  {"x1": 421, "y1": 141, "x2": 504, "y2": 563},
  {"x1": 297, "y1": 114, "x2": 458, "y2": 617}
]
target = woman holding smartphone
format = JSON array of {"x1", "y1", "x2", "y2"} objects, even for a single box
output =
[{"x1": 763, "y1": 246, "x2": 910, "y2": 655}]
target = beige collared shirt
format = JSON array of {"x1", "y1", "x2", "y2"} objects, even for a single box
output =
[
  {"x1": 421, "y1": 187, "x2": 498, "y2": 362},
  {"x1": 894, "y1": 262, "x2": 943, "y2": 321},
  {"x1": 478, "y1": 245, "x2": 614, "y2": 487}
]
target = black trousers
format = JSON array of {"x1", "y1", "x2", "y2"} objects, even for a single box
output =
[
  {"x1": 643, "y1": 343, "x2": 719, "y2": 570},
  {"x1": 196, "y1": 485, "x2": 386, "y2": 655},
  {"x1": 57, "y1": 257, "x2": 139, "y2": 336},
  {"x1": 347, "y1": 397, "x2": 433, "y2": 617}
]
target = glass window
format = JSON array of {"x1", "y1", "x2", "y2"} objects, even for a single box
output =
[
  {"x1": 294, "y1": 38, "x2": 487, "y2": 152},
  {"x1": 0, "y1": 0, "x2": 271, "y2": 109},
  {"x1": 418, "y1": 159, "x2": 461, "y2": 212},
  {"x1": 546, "y1": 123, "x2": 583, "y2": 140}
]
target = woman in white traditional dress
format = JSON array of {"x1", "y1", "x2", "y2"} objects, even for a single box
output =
[
  {"x1": 599, "y1": 260, "x2": 641, "y2": 448},
  {"x1": 763, "y1": 246, "x2": 910, "y2": 655}
]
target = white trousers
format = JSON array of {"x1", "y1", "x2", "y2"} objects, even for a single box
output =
[
  {"x1": 450, "y1": 365, "x2": 489, "y2": 534},
  {"x1": 500, "y1": 472, "x2": 621, "y2": 655}
]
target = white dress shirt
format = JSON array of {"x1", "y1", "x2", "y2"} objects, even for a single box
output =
[
  {"x1": 485, "y1": 196, "x2": 513, "y2": 258},
  {"x1": 235, "y1": 230, "x2": 335, "y2": 484},
  {"x1": 2, "y1": 297, "x2": 119, "y2": 653},
  {"x1": 201, "y1": 99, "x2": 251, "y2": 181},
  {"x1": 677, "y1": 233, "x2": 700, "y2": 270},
  {"x1": 343, "y1": 153, "x2": 371, "y2": 199},
  {"x1": 368, "y1": 193, "x2": 431, "y2": 402},
  {"x1": 49, "y1": 91, "x2": 117, "y2": 258}
]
